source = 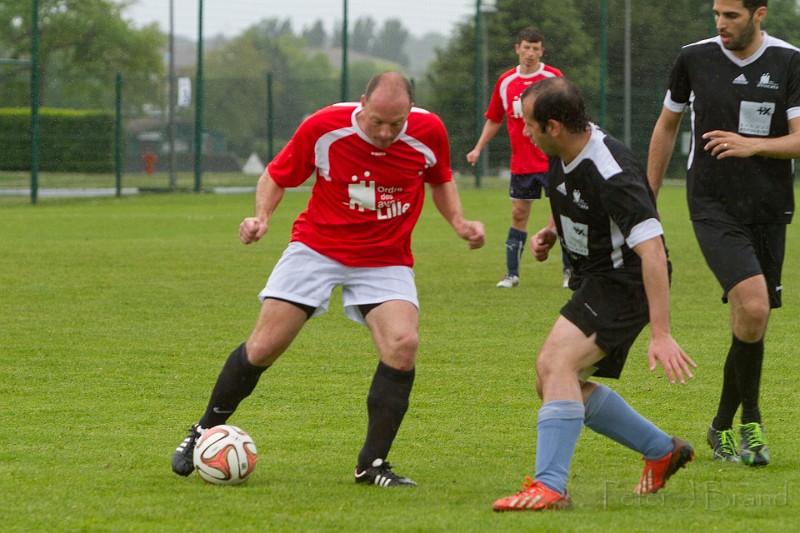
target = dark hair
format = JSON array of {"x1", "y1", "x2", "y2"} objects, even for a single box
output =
[
  {"x1": 517, "y1": 26, "x2": 544, "y2": 45},
  {"x1": 364, "y1": 71, "x2": 413, "y2": 103},
  {"x1": 522, "y1": 77, "x2": 589, "y2": 134},
  {"x1": 743, "y1": 0, "x2": 767, "y2": 13}
]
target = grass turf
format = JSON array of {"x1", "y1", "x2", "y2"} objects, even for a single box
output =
[{"x1": 1, "y1": 182, "x2": 798, "y2": 531}]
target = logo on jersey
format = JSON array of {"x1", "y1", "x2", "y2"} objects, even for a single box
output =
[
  {"x1": 732, "y1": 74, "x2": 749, "y2": 85},
  {"x1": 739, "y1": 101, "x2": 775, "y2": 136},
  {"x1": 557, "y1": 183, "x2": 567, "y2": 196},
  {"x1": 512, "y1": 97, "x2": 523, "y2": 118},
  {"x1": 572, "y1": 189, "x2": 589, "y2": 210},
  {"x1": 345, "y1": 173, "x2": 410, "y2": 220},
  {"x1": 757, "y1": 73, "x2": 779, "y2": 90}
]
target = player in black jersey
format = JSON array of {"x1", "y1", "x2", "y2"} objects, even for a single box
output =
[
  {"x1": 493, "y1": 77, "x2": 696, "y2": 512},
  {"x1": 648, "y1": 0, "x2": 800, "y2": 466}
]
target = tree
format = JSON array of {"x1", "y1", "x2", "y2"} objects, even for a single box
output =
[
  {"x1": 0, "y1": 0, "x2": 165, "y2": 108},
  {"x1": 351, "y1": 17, "x2": 376, "y2": 54},
  {"x1": 301, "y1": 19, "x2": 328, "y2": 48},
  {"x1": 372, "y1": 19, "x2": 410, "y2": 66},
  {"x1": 202, "y1": 19, "x2": 339, "y2": 158}
]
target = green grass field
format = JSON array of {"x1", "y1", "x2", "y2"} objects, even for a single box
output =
[{"x1": 1, "y1": 183, "x2": 798, "y2": 531}]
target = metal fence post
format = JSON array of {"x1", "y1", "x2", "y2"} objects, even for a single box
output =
[
  {"x1": 30, "y1": 0, "x2": 40, "y2": 205},
  {"x1": 194, "y1": 0, "x2": 204, "y2": 193},
  {"x1": 115, "y1": 72, "x2": 122, "y2": 197}
]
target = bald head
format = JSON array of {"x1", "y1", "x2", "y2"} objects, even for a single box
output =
[{"x1": 363, "y1": 71, "x2": 414, "y2": 106}]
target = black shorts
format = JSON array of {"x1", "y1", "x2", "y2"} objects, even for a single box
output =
[
  {"x1": 510, "y1": 172, "x2": 549, "y2": 201},
  {"x1": 692, "y1": 218, "x2": 785, "y2": 309},
  {"x1": 559, "y1": 270, "x2": 650, "y2": 379}
]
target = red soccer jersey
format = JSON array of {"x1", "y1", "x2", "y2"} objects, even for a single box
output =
[
  {"x1": 485, "y1": 64, "x2": 563, "y2": 174},
  {"x1": 267, "y1": 103, "x2": 453, "y2": 268}
]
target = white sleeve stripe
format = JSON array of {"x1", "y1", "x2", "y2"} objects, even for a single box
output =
[
  {"x1": 787, "y1": 106, "x2": 800, "y2": 121},
  {"x1": 663, "y1": 90, "x2": 687, "y2": 113},
  {"x1": 626, "y1": 218, "x2": 664, "y2": 249}
]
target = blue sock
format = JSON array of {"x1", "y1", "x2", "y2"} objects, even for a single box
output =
[
  {"x1": 584, "y1": 384, "x2": 673, "y2": 460},
  {"x1": 505, "y1": 228, "x2": 527, "y2": 277},
  {"x1": 534, "y1": 400, "x2": 584, "y2": 495}
]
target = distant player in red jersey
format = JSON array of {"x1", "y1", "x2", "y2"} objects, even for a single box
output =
[
  {"x1": 467, "y1": 27, "x2": 570, "y2": 289},
  {"x1": 171, "y1": 71, "x2": 485, "y2": 487}
]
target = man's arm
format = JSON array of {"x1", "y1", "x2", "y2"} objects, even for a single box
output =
[
  {"x1": 702, "y1": 116, "x2": 800, "y2": 159},
  {"x1": 634, "y1": 236, "x2": 696, "y2": 384},
  {"x1": 428, "y1": 181, "x2": 485, "y2": 249},
  {"x1": 466, "y1": 120, "x2": 503, "y2": 166},
  {"x1": 239, "y1": 168, "x2": 286, "y2": 245},
  {"x1": 646, "y1": 107, "x2": 683, "y2": 199}
]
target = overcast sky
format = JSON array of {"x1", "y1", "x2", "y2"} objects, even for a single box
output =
[{"x1": 123, "y1": 0, "x2": 481, "y2": 40}]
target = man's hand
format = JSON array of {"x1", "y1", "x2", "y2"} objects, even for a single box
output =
[
  {"x1": 239, "y1": 217, "x2": 268, "y2": 244},
  {"x1": 647, "y1": 334, "x2": 697, "y2": 385},
  {"x1": 531, "y1": 227, "x2": 558, "y2": 262},
  {"x1": 456, "y1": 220, "x2": 486, "y2": 249}
]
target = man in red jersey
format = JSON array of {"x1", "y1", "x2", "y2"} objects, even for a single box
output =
[
  {"x1": 171, "y1": 71, "x2": 485, "y2": 487},
  {"x1": 467, "y1": 27, "x2": 570, "y2": 289}
]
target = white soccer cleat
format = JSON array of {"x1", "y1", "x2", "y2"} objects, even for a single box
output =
[{"x1": 496, "y1": 275, "x2": 520, "y2": 288}]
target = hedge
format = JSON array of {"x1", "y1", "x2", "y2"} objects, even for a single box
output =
[{"x1": 0, "y1": 108, "x2": 115, "y2": 173}]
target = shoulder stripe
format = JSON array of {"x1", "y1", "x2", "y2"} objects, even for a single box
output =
[{"x1": 315, "y1": 127, "x2": 357, "y2": 181}]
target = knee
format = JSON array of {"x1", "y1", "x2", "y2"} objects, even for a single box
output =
[
  {"x1": 734, "y1": 300, "x2": 770, "y2": 341},
  {"x1": 381, "y1": 330, "x2": 418, "y2": 371},
  {"x1": 511, "y1": 206, "x2": 529, "y2": 225},
  {"x1": 535, "y1": 352, "x2": 558, "y2": 388},
  {"x1": 245, "y1": 337, "x2": 283, "y2": 366}
]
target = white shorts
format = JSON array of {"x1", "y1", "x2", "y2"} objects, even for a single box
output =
[{"x1": 259, "y1": 242, "x2": 419, "y2": 325}]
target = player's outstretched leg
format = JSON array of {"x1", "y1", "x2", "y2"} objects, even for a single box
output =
[{"x1": 171, "y1": 343, "x2": 268, "y2": 476}]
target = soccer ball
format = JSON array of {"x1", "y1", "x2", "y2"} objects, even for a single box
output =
[{"x1": 193, "y1": 425, "x2": 258, "y2": 485}]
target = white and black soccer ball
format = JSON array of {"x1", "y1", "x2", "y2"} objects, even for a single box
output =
[{"x1": 193, "y1": 425, "x2": 258, "y2": 485}]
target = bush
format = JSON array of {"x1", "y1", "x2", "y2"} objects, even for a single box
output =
[{"x1": 0, "y1": 108, "x2": 115, "y2": 173}]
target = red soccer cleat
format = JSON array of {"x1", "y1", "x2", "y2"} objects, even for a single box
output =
[
  {"x1": 493, "y1": 476, "x2": 573, "y2": 512},
  {"x1": 634, "y1": 436, "x2": 694, "y2": 494}
]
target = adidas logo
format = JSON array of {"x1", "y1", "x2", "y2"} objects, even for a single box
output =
[
  {"x1": 733, "y1": 74, "x2": 748, "y2": 85},
  {"x1": 557, "y1": 183, "x2": 567, "y2": 196}
]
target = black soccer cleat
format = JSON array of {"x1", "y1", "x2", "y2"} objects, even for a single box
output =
[
  {"x1": 354, "y1": 458, "x2": 416, "y2": 487},
  {"x1": 171, "y1": 424, "x2": 204, "y2": 476}
]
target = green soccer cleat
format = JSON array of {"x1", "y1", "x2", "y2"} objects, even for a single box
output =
[
  {"x1": 706, "y1": 426, "x2": 741, "y2": 463},
  {"x1": 739, "y1": 422, "x2": 770, "y2": 467}
]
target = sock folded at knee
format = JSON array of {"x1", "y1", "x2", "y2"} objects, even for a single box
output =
[
  {"x1": 199, "y1": 342, "x2": 268, "y2": 428},
  {"x1": 584, "y1": 384, "x2": 672, "y2": 460},
  {"x1": 358, "y1": 361, "x2": 415, "y2": 470},
  {"x1": 534, "y1": 400, "x2": 584, "y2": 495}
]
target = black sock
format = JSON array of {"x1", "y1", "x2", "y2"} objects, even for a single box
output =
[
  {"x1": 713, "y1": 346, "x2": 739, "y2": 430},
  {"x1": 732, "y1": 336, "x2": 764, "y2": 424},
  {"x1": 357, "y1": 361, "x2": 415, "y2": 471},
  {"x1": 198, "y1": 343, "x2": 268, "y2": 428}
]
